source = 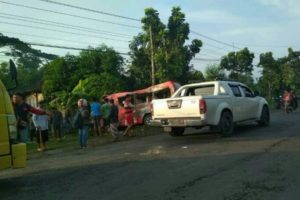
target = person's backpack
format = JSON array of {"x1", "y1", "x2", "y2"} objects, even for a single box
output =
[{"x1": 72, "y1": 110, "x2": 83, "y2": 129}]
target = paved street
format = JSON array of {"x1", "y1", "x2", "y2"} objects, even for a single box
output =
[{"x1": 1, "y1": 109, "x2": 300, "y2": 200}]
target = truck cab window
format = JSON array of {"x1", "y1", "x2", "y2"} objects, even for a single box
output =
[
  {"x1": 241, "y1": 86, "x2": 254, "y2": 98},
  {"x1": 230, "y1": 85, "x2": 242, "y2": 97}
]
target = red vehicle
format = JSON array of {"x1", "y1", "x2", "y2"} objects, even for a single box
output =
[{"x1": 107, "y1": 81, "x2": 180, "y2": 126}]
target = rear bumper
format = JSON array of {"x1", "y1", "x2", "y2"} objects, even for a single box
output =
[{"x1": 155, "y1": 118, "x2": 206, "y2": 127}]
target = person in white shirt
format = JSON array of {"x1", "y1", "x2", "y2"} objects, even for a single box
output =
[{"x1": 32, "y1": 103, "x2": 49, "y2": 151}]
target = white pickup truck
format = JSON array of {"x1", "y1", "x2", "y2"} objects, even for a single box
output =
[{"x1": 151, "y1": 81, "x2": 270, "y2": 136}]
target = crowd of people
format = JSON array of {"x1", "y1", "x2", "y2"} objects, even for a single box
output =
[{"x1": 12, "y1": 93, "x2": 135, "y2": 151}]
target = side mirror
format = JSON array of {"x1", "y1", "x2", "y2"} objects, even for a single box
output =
[{"x1": 254, "y1": 91, "x2": 260, "y2": 97}]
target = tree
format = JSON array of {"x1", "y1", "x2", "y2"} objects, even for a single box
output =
[
  {"x1": 220, "y1": 48, "x2": 254, "y2": 83},
  {"x1": 0, "y1": 34, "x2": 58, "y2": 92},
  {"x1": 204, "y1": 64, "x2": 226, "y2": 81},
  {"x1": 257, "y1": 52, "x2": 281, "y2": 99},
  {"x1": 257, "y1": 48, "x2": 300, "y2": 101},
  {"x1": 128, "y1": 7, "x2": 202, "y2": 88},
  {"x1": 42, "y1": 45, "x2": 126, "y2": 108}
]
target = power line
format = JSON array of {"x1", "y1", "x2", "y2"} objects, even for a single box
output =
[
  {"x1": 201, "y1": 48, "x2": 225, "y2": 56},
  {"x1": 28, "y1": 42, "x2": 130, "y2": 56},
  {"x1": 234, "y1": 43, "x2": 300, "y2": 48},
  {"x1": 37, "y1": 0, "x2": 244, "y2": 53},
  {"x1": 0, "y1": 1, "x2": 252, "y2": 55},
  {"x1": 39, "y1": 0, "x2": 140, "y2": 22},
  {"x1": 0, "y1": 12, "x2": 134, "y2": 38},
  {"x1": 192, "y1": 57, "x2": 220, "y2": 62},
  {"x1": 191, "y1": 30, "x2": 241, "y2": 50},
  {"x1": 0, "y1": 21, "x2": 130, "y2": 43},
  {"x1": 0, "y1": 1, "x2": 140, "y2": 29},
  {"x1": 0, "y1": 15, "x2": 133, "y2": 39},
  {"x1": 0, "y1": 31, "x2": 130, "y2": 50}
]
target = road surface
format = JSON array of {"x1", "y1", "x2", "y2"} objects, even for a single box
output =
[{"x1": 1, "y1": 109, "x2": 300, "y2": 200}]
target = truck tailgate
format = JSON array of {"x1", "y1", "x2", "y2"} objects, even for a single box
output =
[{"x1": 152, "y1": 96, "x2": 202, "y2": 119}]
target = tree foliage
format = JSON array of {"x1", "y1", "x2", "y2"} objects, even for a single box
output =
[
  {"x1": 0, "y1": 34, "x2": 58, "y2": 92},
  {"x1": 220, "y1": 48, "x2": 254, "y2": 84},
  {"x1": 257, "y1": 48, "x2": 300, "y2": 99},
  {"x1": 204, "y1": 64, "x2": 226, "y2": 81},
  {"x1": 128, "y1": 7, "x2": 202, "y2": 88},
  {"x1": 42, "y1": 46, "x2": 126, "y2": 108}
]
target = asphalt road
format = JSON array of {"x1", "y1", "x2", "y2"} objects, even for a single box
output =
[{"x1": 1, "y1": 109, "x2": 300, "y2": 200}]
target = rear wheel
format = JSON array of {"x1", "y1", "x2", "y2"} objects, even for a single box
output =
[
  {"x1": 143, "y1": 114, "x2": 152, "y2": 126},
  {"x1": 258, "y1": 106, "x2": 270, "y2": 126},
  {"x1": 169, "y1": 127, "x2": 185, "y2": 137},
  {"x1": 218, "y1": 111, "x2": 234, "y2": 137}
]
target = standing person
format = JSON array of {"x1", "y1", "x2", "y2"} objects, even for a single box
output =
[
  {"x1": 12, "y1": 93, "x2": 47, "y2": 143},
  {"x1": 282, "y1": 90, "x2": 293, "y2": 113},
  {"x1": 52, "y1": 108, "x2": 63, "y2": 140},
  {"x1": 32, "y1": 103, "x2": 49, "y2": 152},
  {"x1": 122, "y1": 94, "x2": 135, "y2": 137},
  {"x1": 90, "y1": 97, "x2": 102, "y2": 136},
  {"x1": 101, "y1": 98, "x2": 111, "y2": 135},
  {"x1": 63, "y1": 108, "x2": 72, "y2": 135},
  {"x1": 109, "y1": 99, "x2": 121, "y2": 142},
  {"x1": 74, "y1": 98, "x2": 90, "y2": 148}
]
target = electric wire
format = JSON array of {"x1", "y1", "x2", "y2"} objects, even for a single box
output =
[
  {"x1": 0, "y1": 12, "x2": 134, "y2": 38},
  {"x1": 0, "y1": 1, "x2": 140, "y2": 29},
  {"x1": 0, "y1": 21, "x2": 130, "y2": 43}
]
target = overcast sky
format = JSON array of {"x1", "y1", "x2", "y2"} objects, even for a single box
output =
[{"x1": 1, "y1": 0, "x2": 300, "y2": 76}]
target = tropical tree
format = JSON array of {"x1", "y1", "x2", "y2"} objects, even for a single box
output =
[
  {"x1": 204, "y1": 64, "x2": 226, "y2": 81},
  {"x1": 220, "y1": 48, "x2": 254, "y2": 85},
  {"x1": 0, "y1": 34, "x2": 57, "y2": 92},
  {"x1": 128, "y1": 7, "x2": 202, "y2": 88},
  {"x1": 42, "y1": 45, "x2": 126, "y2": 108}
]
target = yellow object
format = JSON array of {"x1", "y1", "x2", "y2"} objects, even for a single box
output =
[
  {"x1": 0, "y1": 155, "x2": 12, "y2": 170},
  {"x1": 12, "y1": 143, "x2": 27, "y2": 168},
  {"x1": 0, "y1": 67, "x2": 25, "y2": 170}
]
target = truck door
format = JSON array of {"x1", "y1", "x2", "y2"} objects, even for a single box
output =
[
  {"x1": 228, "y1": 84, "x2": 246, "y2": 121},
  {"x1": 239, "y1": 86, "x2": 260, "y2": 119}
]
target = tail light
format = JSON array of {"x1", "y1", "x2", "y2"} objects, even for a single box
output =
[{"x1": 199, "y1": 99, "x2": 207, "y2": 114}]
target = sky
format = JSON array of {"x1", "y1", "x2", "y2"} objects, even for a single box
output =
[{"x1": 1, "y1": 0, "x2": 300, "y2": 77}]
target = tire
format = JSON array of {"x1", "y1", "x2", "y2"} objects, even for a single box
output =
[
  {"x1": 169, "y1": 127, "x2": 185, "y2": 137},
  {"x1": 143, "y1": 114, "x2": 152, "y2": 126},
  {"x1": 258, "y1": 106, "x2": 270, "y2": 126},
  {"x1": 218, "y1": 111, "x2": 234, "y2": 137}
]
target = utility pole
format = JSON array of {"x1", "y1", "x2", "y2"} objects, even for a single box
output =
[{"x1": 149, "y1": 25, "x2": 155, "y2": 98}]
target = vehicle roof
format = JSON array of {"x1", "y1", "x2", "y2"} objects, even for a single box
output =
[{"x1": 182, "y1": 80, "x2": 246, "y2": 88}]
